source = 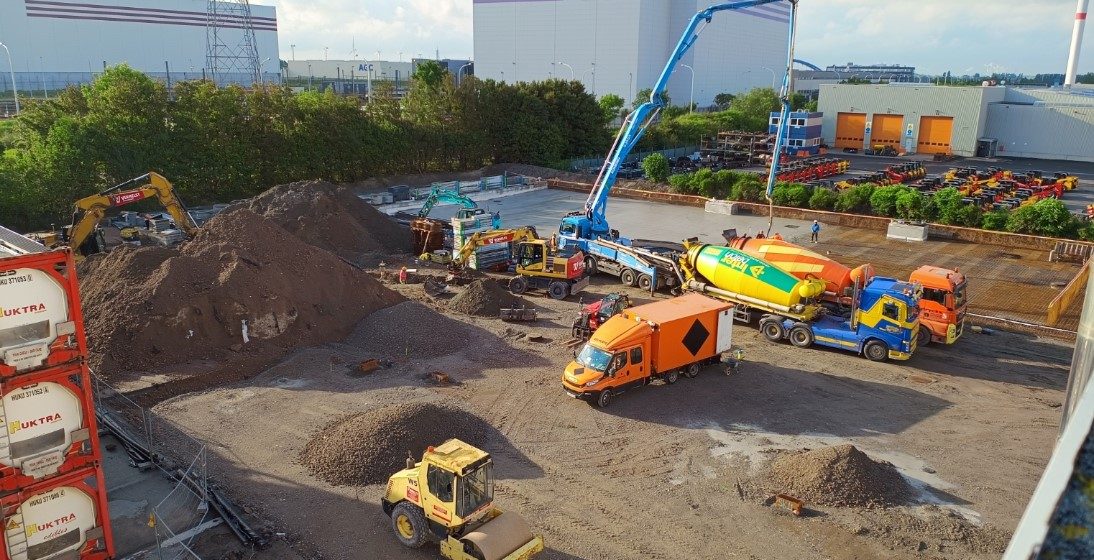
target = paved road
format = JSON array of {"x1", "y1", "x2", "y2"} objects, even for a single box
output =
[{"x1": 426, "y1": 188, "x2": 812, "y2": 246}]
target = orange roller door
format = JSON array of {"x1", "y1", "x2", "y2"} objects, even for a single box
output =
[
  {"x1": 917, "y1": 116, "x2": 954, "y2": 154},
  {"x1": 835, "y1": 112, "x2": 866, "y2": 149},
  {"x1": 871, "y1": 114, "x2": 903, "y2": 148}
]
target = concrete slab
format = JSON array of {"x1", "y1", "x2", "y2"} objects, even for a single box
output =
[{"x1": 100, "y1": 433, "x2": 175, "y2": 557}]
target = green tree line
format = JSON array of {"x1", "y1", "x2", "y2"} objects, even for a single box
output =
[
  {"x1": 665, "y1": 167, "x2": 1094, "y2": 241},
  {"x1": 0, "y1": 63, "x2": 611, "y2": 232}
]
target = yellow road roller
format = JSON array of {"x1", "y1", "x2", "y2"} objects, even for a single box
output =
[{"x1": 383, "y1": 439, "x2": 544, "y2": 560}]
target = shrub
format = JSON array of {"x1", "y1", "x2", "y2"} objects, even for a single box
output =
[
  {"x1": 809, "y1": 188, "x2": 837, "y2": 210},
  {"x1": 894, "y1": 190, "x2": 926, "y2": 221},
  {"x1": 668, "y1": 173, "x2": 695, "y2": 194},
  {"x1": 642, "y1": 153, "x2": 670, "y2": 183},
  {"x1": 835, "y1": 184, "x2": 876, "y2": 213},
  {"x1": 981, "y1": 210, "x2": 1009, "y2": 231},
  {"x1": 731, "y1": 177, "x2": 765, "y2": 202},
  {"x1": 870, "y1": 185, "x2": 913, "y2": 217},
  {"x1": 771, "y1": 182, "x2": 811, "y2": 208},
  {"x1": 951, "y1": 204, "x2": 983, "y2": 228}
]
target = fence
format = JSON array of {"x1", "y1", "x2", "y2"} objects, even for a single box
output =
[
  {"x1": 92, "y1": 375, "x2": 214, "y2": 559},
  {"x1": 569, "y1": 146, "x2": 698, "y2": 172}
]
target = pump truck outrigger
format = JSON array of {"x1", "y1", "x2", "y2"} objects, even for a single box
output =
[
  {"x1": 557, "y1": 0, "x2": 800, "y2": 281},
  {"x1": 383, "y1": 439, "x2": 544, "y2": 560}
]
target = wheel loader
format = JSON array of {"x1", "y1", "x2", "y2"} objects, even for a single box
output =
[{"x1": 383, "y1": 439, "x2": 544, "y2": 560}]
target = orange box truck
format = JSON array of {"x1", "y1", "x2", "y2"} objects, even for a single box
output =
[{"x1": 562, "y1": 293, "x2": 734, "y2": 407}]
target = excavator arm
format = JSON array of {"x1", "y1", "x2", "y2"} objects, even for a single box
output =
[
  {"x1": 417, "y1": 188, "x2": 478, "y2": 219},
  {"x1": 452, "y1": 227, "x2": 540, "y2": 267},
  {"x1": 66, "y1": 172, "x2": 197, "y2": 255}
]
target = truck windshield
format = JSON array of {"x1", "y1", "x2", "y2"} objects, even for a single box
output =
[
  {"x1": 576, "y1": 344, "x2": 612, "y2": 372},
  {"x1": 457, "y1": 462, "x2": 494, "y2": 518},
  {"x1": 953, "y1": 282, "x2": 967, "y2": 309}
]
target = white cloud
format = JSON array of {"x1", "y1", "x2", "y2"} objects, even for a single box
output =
[{"x1": 265, "y1": 0, "x2": 473, "y2": 61}]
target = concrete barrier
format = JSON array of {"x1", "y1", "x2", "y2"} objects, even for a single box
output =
[
  {"x1": 887, "y1": 221, "x2": 929, "y2": 242},
  {"x1": 704, "y1": 200, "x2": 740, "y2": 216}
]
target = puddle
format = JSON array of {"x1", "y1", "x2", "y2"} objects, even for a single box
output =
[{"x1": 270, "y1": 377, "x2": 308, "y2": 389}]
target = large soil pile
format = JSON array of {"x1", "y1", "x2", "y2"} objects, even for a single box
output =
[
  {"x1": 343, "y1": 301, "x2": 478, "y2": 359},
  {"x1": 81, "y1": 207, "x2": 403, "y2": 376},
  {"x1": 446, "y1": 279, "x2": 513, "y2": 316},
  {"x1": 764, "y1": 444, "x2": 913, "y2": 508},
  {"x1": 299, "y1": 402, "x2": 492, "y2": 486},
  {"x1": 241, "y1": 179, "x2": 409, "y2": 261}
]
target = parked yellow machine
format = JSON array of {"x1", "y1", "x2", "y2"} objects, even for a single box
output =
[{"x1": 383, "y1": 439, "x2": 544, "y2": 560}]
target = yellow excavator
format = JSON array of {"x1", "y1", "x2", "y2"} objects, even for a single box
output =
[
  {"x1": 452, "y1": 227, "x2": 589, "y2": 300},
  {"x1": 46, "y1": 172, "x2": 197, "y2": 258},
  {"x1": 383, "y1": 439, "x2": 544, "y2": 560}
]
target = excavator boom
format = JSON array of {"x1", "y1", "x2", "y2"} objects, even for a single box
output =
[{"x1": 66, "y1": 172, "x2": 197, "y2": 256}]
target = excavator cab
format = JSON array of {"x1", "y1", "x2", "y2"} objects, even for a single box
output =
[
  {"x1": 383, "y1": 439, "x2": 544, "y2": 560},
  {"x1": 516, "y1": 242, "x2": 547, "y2": 272}
]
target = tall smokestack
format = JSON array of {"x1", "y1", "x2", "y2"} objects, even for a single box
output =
[{"x1": 1065, "y1": 0, "x2": 1089, "y2": 86}]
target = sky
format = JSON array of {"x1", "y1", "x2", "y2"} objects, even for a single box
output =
[{"x1": 265, "y1": 0, "x2": 1091, "y2": 76}]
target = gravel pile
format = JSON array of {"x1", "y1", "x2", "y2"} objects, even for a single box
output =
[
  {"x1": 765, "y1": 444, "x2": 913, "y2": 508},
  {"x1": 446, "y1": 279, "x2": 513, "y2": 316},
  {"x1": 345, "y1": 301, "x2": 477, "y2": 358},
  {"x1": 80, "y1": 207, "x2": 403, "y2": 377},
  {"x1": 299, "y1": 402, "x2": 492, "y2": 486},
  {"x1": 240, "y1": 179, "x2": 409, "y2": 261}
]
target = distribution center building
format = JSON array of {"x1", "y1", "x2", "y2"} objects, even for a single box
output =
[
  {"x1": 473, "y1": 0, "x2": 792, "y2": 107},
  {"x1": 818, "y1": 84, "x2": 1094, "y2": 162},
  {"x1": 0, "y1": 0, "x2": 280, "y2": 93}
]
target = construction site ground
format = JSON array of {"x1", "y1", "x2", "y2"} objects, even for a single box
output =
[{"x1": 142, "y1": 187, "x2": 1076, "y2": 560}]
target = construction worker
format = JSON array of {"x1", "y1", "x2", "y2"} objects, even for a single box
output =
[
  {"x1": 810, "y1": 220, "x2": 821, "y2": 243},
  {"x1": 549, "y1": 233, "x2": 558, "y2": 252},
  {"x1": 772, "y1": 232, "x2": 784, "y2": 241},
  {"x1": 398, "y1": 266, "x2": 408, "y2": 284},
  {"x1": 491, "y1": 211, "x2": 502, "y2": 229},
  {"x1": 756, "y1": 230, "x2": 766, "y2": 239}
]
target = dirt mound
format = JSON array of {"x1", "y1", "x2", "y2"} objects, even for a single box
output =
[
  {"x1": 447, "y1": 279, "x2": 513, "y2": 316},
  {"x1": 344, "y1": 301, "x2": 478, "y2": 358},
  {"x1": 80, "y1": 208, "x2": 403, "y2": 378},
  {"x1": 299, "y1": 402, "x2": 492, "y2": 486},
  {"x1": 764, "y1": 444, "x2": 913, "y2": 508},
  {"x1": 241, "y1": 180, "x2": 409, "y2": 261}
]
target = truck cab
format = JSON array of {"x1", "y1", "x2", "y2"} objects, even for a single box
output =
[
  {"x1": 563, "y1": 318, "x2": 652, "y2": 408},
  {"x1": 909, "y1": 265, "x2": 967, "y2": 345}
]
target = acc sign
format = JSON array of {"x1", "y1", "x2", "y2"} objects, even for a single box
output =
[{"x1": 357, "y1": 63, "x2": 375, "y2": 72}]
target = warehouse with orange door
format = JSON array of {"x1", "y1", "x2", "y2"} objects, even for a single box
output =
[{"x1": 818, "y1": 83, "x2": 1094, "y2": 162}]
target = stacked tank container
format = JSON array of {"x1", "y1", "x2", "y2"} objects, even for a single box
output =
[{"x1": 0, "y1": 246, "x2": 114, "y2": 560}]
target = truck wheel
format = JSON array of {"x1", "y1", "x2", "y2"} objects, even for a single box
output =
[
  {"x1": 788, "y1": 324, "x2": 814, "y2": 348},
  {"x1": 863, "y1": 340, "x2": 889, "y2": 362},
  {"x1": 595, "y1": 390, "x2": 613, "y2": 408},
  {"x1": 637, "y1": 274, "x2": 653, "y2": 292},
  {"x1": 684, "y1": 363, "x2": 700, "y2": 378},
  {"x1": 620, "y1": 268, "x2": 637, "y2": 287},
  {"x1": 917, "y1": 327, "x2": 932, "y2": 347},
  {"x1": 548, "y1": 281, "x2": 569, "y2": 300},
  {"x1": 760, "y1": 319, "x2": 786, "y2": 342},
  {"x1": 509, "y1": 276, "x2": 528, "y2": 295},
  {"x1": 391, "y1": 502, "x2": 429, "y2": 549},
  {"x1": 584, "y1": 256, "x2": 598, "y2": 275},
  {"x1": 664, "y1": 370, "x2": 679, "y2": 384}
]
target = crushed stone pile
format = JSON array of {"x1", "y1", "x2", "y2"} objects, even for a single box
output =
[
  {"x1": 344, "y1": 301, "x2": 478, "y2": 358},
  {"x1": 765, "y1": 444, "x2": 913, "y2": 508},
  {"x1": 240, "y1": 179, "x2": 409, "y2": 261},
  {"x1": 446, "y1": 279, "x2": 514, "y2": 316},
  {"x1": 80, "y1": 207, "x2": 403, "y2": 376},
  {"x1": 299, "y1": 402, "x2": 492, "y2": 486}
]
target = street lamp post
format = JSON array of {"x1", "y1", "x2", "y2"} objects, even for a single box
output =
[
  {"x1": 680, "y1": 63, "x2": 695, "y2": 112},
  {"x1": 0, "y1": 42, "x2": 18, "y2": 115},
  {"x1": 760, "y1": 66, "x2": 776, "y2": 89},
  {"x1": 557, "y1": 61, "x2": 574, "y2": 80},
  {"x1": 582, "y1": 63, "x2": 596, "y2": 95},
  {"x1": 458, "y1": 62, "x2": 472, "y2": 86},
  {"x1": 290, "y1": 44, "x2": 296, "y2": 61}
]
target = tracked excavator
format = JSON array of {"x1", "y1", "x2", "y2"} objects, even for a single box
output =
[
  {"x1": 38, "y1": 172, "x2": 197, "y2": 259},
  {"x1": 384, "y1": 439, "x2": 544, "y2": 560}
]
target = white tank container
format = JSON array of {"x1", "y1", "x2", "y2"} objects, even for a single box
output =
[
  {"x1": 0, "y1": 268, "x2": 75, "y2": 373},
  {"x1": 3, "y1": 484, "x2": 98, "y2": 560},
  {"x1": 0, "y1": 381, "x2": 87, "y2": 481}
]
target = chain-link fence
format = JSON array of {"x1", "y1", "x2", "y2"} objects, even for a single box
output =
[{"x1": 92, "y1": 375, "x2": 214, "y2": 560}]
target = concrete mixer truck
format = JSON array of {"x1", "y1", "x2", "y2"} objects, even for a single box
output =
[
  {"x1": 678, "y1": 240, "x2": 921, "y2": 361},
  {"x1": 723, "y1": 231, "x2": 966, "y2": 346}
]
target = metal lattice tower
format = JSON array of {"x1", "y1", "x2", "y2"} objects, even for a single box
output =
[{"x1": 206, "y1": 0, "x2": 261, "y2": 85}]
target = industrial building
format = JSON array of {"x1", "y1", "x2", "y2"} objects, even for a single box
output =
[
  {"x1": 472, "y1": 0, "x2": 791, "y2": 107},
  {"x1": 0, "y1": 0, "x2": 279, "y2": 95},
  {"x1": 282, "y1": 58, "x2": 472, "y2": 96},
  {"x1": 818, "y1": 83, "x2": 1094, "y2": 162}
]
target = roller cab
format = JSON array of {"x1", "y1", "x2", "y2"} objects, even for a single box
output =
[{"x1": 382, "y1": 439, "x2": 544, "y2": 560}]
